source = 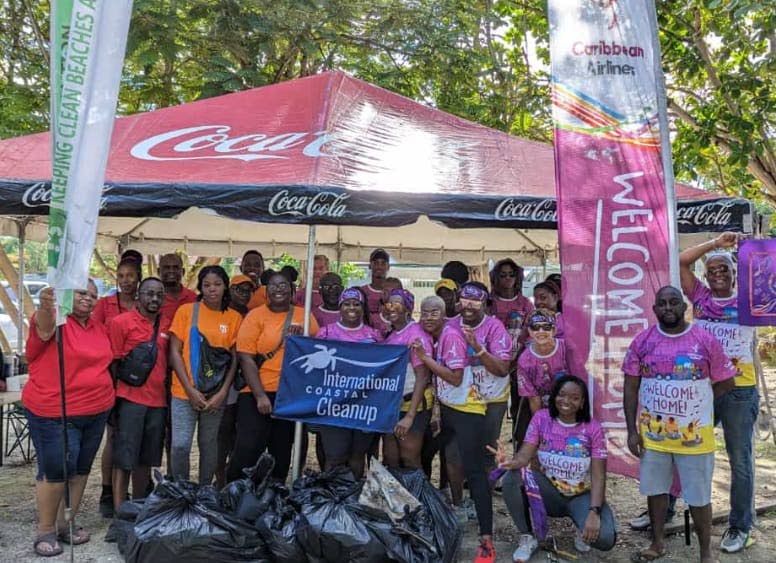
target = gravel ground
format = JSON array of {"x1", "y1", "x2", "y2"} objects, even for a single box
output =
[{"x1": 2, "y1": 372, "x2": 776, "y2": 563}]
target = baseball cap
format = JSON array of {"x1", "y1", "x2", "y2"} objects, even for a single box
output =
[
  {"x1": 434, "y1": 278, "x2": 458, "y2": 293},
  {"x1": 230, "y1": 274, "x2": 255, "y2": 287}
]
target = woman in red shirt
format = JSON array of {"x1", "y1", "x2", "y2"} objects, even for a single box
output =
[{"x1": 23, "y1": 282, "x2": 115, "y2": 557}]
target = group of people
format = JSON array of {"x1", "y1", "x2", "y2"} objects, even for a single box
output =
[{"x1": 18, "y1": 234, "x2": 759, "y2": 563}]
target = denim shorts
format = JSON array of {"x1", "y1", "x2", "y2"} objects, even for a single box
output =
[{"x1": 25, "y1": 408, "x2": 110, "y2": 482}]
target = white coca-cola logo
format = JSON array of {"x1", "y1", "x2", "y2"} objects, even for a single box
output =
[
  {"x1": 23, "y1": 183, "x2": 112, "y2": 210},
  {"x1": 268, "y1": 189, "x2": 349, "y2": 218},
  {"x1": 22, "y1": 182, "x2": 50, "y2": 207},
  {"x1": 130, "y1": 125, "x2": 339, "y2": 162},
  {"x1": 677, "y1": 201, "x2": 735, "y2": 227},
  {"x1": 494, "y1": 198, "x2": 556, "y2": 222}
]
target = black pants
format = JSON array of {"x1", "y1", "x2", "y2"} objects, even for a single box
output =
[
  {"x1": 227, "y1": 392, "x2": 294, "y2": 482},
  {"x1": 440, "y1": 405, "x2": 492, "y2": 535}
]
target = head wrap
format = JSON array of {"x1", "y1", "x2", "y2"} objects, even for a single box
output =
[
  {"x1": 528, "y1": 309, "x2": 556, "y2": 327},
  {"x1": 434, "y1": 278, "x2": 458, "y2": 293},
  {"x1": 339, "y1": 287, "x2": 365, "y2": 307},
  {"x1": 704, "y1": 252, "x2": 735, "y2": 270},
  {"x1": 388, "y1": 288, "x2": 415, "y2": 312},
  {"x1": 459, "y1": 282, "x2": 489, "y2": 302},
  {"x1": 229, "y1": 274, "x2": 255, "y2": 287}
]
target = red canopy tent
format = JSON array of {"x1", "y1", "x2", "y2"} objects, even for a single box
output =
[{"x1": 0, "y1": 70, "x2": 753, "y2": 265}]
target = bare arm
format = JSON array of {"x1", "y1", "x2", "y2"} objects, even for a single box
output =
[
  {"x1": 679, "y1": 232, "x2": 739, "y2": 295},
  {"x1": 582, "y1": 457, "x2": 607, "y2": 543},
  {"x1": 462, "y1": 327, "x2": 509, "y2": 376},
  {"x1": 623, "y1": 374, "x2": 643, "y2": 457},
  {"x1": 169, "y1": 334, "x2": 207, "y2": 409},
  {"x1": 713, "y1": 376, "x2": 735, "y2": 399},
  {"x1": 411, "y1": 338, "x2": 463, "y2": 386},
  {"x1": 34, "y1": 287, "x2": 56, "y2": 341}
]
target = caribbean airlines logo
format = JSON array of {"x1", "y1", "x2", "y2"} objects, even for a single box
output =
[{"x1": 130, "y1": 125, "x2": 340, "y2": 162}]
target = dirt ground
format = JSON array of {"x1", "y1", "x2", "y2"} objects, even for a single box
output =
[{"x1": 2, "y1": 372, "x2": 776, "y2": 563}]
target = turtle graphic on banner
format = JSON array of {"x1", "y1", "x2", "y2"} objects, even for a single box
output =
[{"x1": 273, "y1": 336, "x2": 409, "y2": 434}]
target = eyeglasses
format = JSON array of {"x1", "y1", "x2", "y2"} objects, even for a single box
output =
[
  {"x1": 420, "y1": 310, "x2": 443, "y2": 319},
  {"x1": 529, "y1": 323, "x2": 554, "y2": 332},
  {"x1": 138, "y1": 291, "x2": 164, "y2": 299},
  {"x1": 231, "y1": 286, "x2": 253, "y2": 295},
  {"x1": 499, "y1": 271, "x2": 517, "y2": 278}
]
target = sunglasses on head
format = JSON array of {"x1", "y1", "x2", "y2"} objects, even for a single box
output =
[{"x1": 529, "y1": 323, "x2": 554, "y2": 332}]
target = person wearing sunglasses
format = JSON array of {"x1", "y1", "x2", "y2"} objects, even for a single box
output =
[
  {"x1": 515, "y1": 309, "x2": 587, "y2": 446},
  {"x1": 678, "y1": 232, "x2": 757, "y2": 554},
  {"x1": 412, "y1": 295, "x2": 497, "y2": 563},
  {"x1": 489, "y1": 258, "x2": 534, "y2": 340}
]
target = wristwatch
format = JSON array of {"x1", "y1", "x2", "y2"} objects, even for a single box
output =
[{"x1": 589, "y1": 506, "x2": 602, "y2": 515}]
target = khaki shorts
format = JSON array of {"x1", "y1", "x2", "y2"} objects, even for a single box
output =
[{"x1": 639, "y1": 448, "x2": 714, "y2": 507}]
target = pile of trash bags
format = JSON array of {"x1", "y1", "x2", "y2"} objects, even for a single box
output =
[{"x1": 109, "y1": 454, "x2": 461, "y2": 563}]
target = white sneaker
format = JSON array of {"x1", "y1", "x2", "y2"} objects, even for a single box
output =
[
  {"x1": 629, "y1": 510, "x2": 651, "y2": 530},
  {"x1": 512, "y1": 534, "x2": 538, "y2": 562},
  {"x1": 574, "y1": 532, "x2": 591, "y2": 553},
  {"x1": 720, "y1": 528, "x2": 754, "y2": 553}
]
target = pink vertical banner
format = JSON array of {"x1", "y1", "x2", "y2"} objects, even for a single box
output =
[{"x1": 548, "y1": 0, "x2": 677, "y2": 477}]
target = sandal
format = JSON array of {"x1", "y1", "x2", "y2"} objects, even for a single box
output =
[
  {"x1": 58, "y1": 526, "x2": 90, "y2": 545},
  {"x1": 33, "y1": 531, "x2": 63, "y2": 557},
  {"x1": 630, "y1": 548, "x2": 666, "y2": 562}
]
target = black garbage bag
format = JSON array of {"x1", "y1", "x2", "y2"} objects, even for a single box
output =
[
  {"x1": 220, "y1": 453, "x2": 276, "y2": 513},
  {"x1": 290, "y1": 467, "x2": 389, "y2": 563},
  {"x1": 254, "y1": 484, "x2": 308, "y2": 563},
  {"x1": 354, "y1": 503, "x2": 438, "y2": 563},
  {"x1": 105, "y1": 499, "x2": 144, "y2": 555},
  {"x1": 391, "y1": 469, "x2": 461, "y2": 563},
  {"x1": 124, "y1": 476, "x2": 270, "y2": 563}
]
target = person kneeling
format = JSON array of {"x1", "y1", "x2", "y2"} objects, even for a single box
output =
[{"x1": 493, "y1": 375, "x2": 616, "y2": 562}]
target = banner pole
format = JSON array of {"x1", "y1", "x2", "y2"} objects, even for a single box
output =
[
  {"x1": 56, "y1": 325, "x2": 74, "y2": 563},
  {"x1": 291, "y1": 224, "x2": 317, "y2": 480},
  {"x1": 648, "y1": 4, "x2": 680, "y2": 288}
]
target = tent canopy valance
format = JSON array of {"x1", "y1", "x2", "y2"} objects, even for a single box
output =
[{"x1": 0, "y1": 71, "x2": 753, "y2": 263}]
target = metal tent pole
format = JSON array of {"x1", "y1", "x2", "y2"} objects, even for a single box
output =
[
  {"x1": 291, "y1": 225, "x2": 316, "y2": 480},
  {"x1": 16, "y1": 219, "x2": 26, "y2": 356}
]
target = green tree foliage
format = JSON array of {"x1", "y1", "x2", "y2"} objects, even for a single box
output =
[{"x1": 0, "y1": 0, "x2": 772, "y2": 202}]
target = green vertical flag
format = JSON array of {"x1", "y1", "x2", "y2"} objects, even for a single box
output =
[{"x1": 48, "y1": 0, "x2": 134, "y2": 324}]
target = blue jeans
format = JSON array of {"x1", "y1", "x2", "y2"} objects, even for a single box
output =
[
  {"x1": 25, "y1": 408, "x2": 110, "y2": 482},
  {"x1": 714, "y1": 386, "x2": 759, "y2": 532}
]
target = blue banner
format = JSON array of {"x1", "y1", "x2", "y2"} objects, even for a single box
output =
[{"x1": 274, "y1": 336, "x2": 409, "y2": 433}]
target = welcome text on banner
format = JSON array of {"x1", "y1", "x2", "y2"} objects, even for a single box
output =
[
  {"x1": 548, "y1": 0, "x2": 677, "y2": 477},
  {"x1": 274, "y1": 336, "x2": 409, "y2": 434}
]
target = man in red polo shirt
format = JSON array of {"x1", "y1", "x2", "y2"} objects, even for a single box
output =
[
  {"x1": 107, "y1": 277, "x2": 170, "y2": 512},
  {"x1": 158, "y1": 253, "x2": 197, "y2": 324}
]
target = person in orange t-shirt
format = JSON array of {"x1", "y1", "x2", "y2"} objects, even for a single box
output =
[
  {"x1": 228, "y1": 269, "x2": 318, "y2": 482},
  {"x1": 168, "y1": 266, "x2": 242, "y2": 485},
  {"x1": 107, "y1": 277, "x2": 170, "y2": 513}
]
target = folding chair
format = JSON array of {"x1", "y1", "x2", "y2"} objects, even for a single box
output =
[{"x1": 4, "y1": 402, "x2": 34, "y2": 463}]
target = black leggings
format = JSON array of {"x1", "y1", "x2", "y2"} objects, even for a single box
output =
[
  {"x1": 440, "y1": 405, "x2": 492, "y2": 535},
  {"x1": 227, "y1": 392, "x2": 294, "y2": 482}
]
